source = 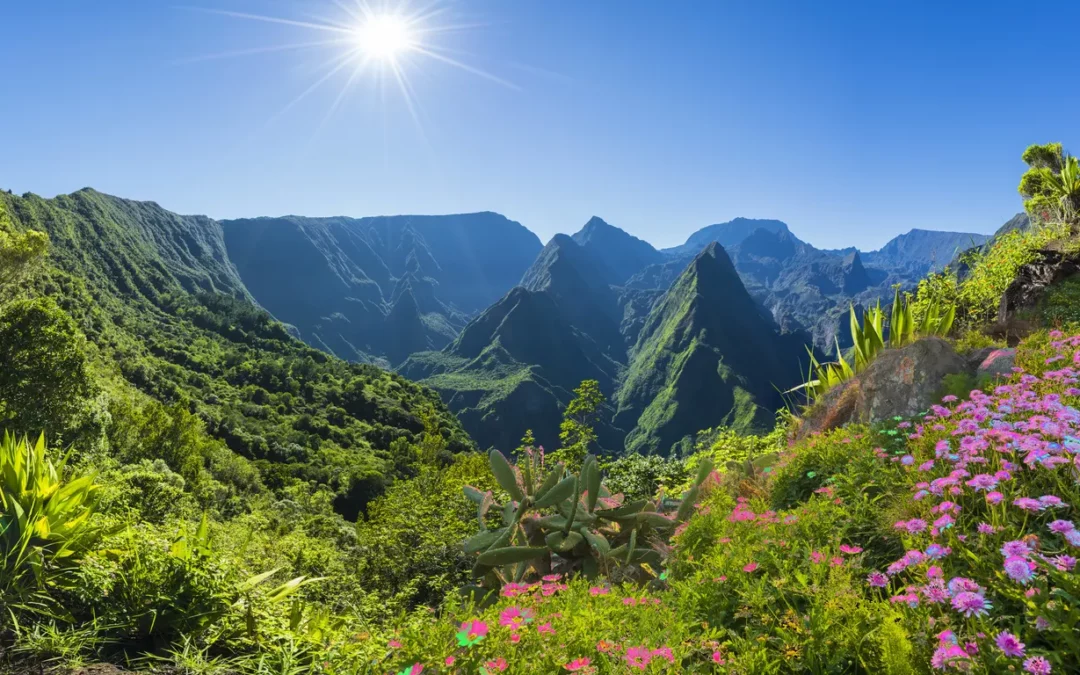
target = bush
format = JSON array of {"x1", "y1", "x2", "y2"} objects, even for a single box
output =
[
  {"x1": 0, "y1": 433, "x2": 102, "y2": 619},
  {"x1": 601, "y1": 453, "x2": 689, "y2": 501},
  {"x1": 957, "y1": 223, "x2": 1068, "y2": 323}
]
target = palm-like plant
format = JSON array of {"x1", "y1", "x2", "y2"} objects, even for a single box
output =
[
  {"x1": 0, "y1": 433, "x2": 101, "y2": 615},
  {"x1": 1045, "y1": 154, "x2": 1080, "y2": 223}
]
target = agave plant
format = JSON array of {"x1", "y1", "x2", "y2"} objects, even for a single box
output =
[
  {"x1": 792, "y1": 288, "x2": 956, "y2": 403},
  {"x1": 0, "y1": 433, "x2": 101, "y2": 614},
  {"x1": 462, "y1": 447, "x2": 713, "y2": 591}
]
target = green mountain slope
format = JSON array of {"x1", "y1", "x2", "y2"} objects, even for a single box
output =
[
  {"x1": 406, "y1": 227, "x2": 808, "y2": 456},
  {"x1": 616, "y1": 243, "x2": 807, "y2": 454},
  {"x1": 1, "y1": 189, "x2": 473, "y2": 518},
  {"x1": 221, "y1": 213, "x2": 542, "y2": 366}
]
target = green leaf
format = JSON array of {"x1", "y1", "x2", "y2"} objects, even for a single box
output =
[
  {"x1": 534, "y1": 475, "x2": 576, "y2": 508},
  {"x1": 464, "y1": 529, "x2": 504, "y2": 554},
  {"x1": 581, "y1": 528, "x2": 610, "y2": 555},
  {"x1": 584, "y1": 455, "x2": 601, "y2": 513},
  {"x1": 675, "y1": 485, "x2": 699, "y2": 523},
  {"x1": 533, "y1": 463, "x2": 564, "y2": 502},
  {"x1": 488, "y1": 449, "x2": 524, "y2": 502},
  {"x1": 476, "y1": 546, "x2": 548, "y2": 566},
  {"x1": 545, "y1": 531, "x2": 584, "y2": 552},
  {"x1": 693, "y1": 458, "x2": 714, "y2": 487}
]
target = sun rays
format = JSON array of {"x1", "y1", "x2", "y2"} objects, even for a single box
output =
[{"x1": 177, "y1": 1, "x2": 517, "y2": 134}]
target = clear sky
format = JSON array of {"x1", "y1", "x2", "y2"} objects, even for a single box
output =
[{"x1": 2, "y1": 1, "x2": 1077, "y2": 250}]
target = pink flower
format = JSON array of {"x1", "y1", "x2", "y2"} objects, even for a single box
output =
[
  {"x1": 622, "y1": 597, "x2": 637, "y2": 606},
  {"x1": 483, "y1": 658, "x2": 508, "y2": 672},
  {"x1": 829, "y1": 557, "x2": 844, "y2": 567},
  {"x1": 651, "y1": 646, "x2": 675, "y2": 663},
  {"x1": 565, "y1": 658, "x2": 591, "y2": 672},
  {"x1": 712, "y1": 651, "x2": 726, "y2": 664},
  {"x1": 537, "y1": 622, "x2": 555, "y2": 636},
  {"x1": 1023, "y1": 656, "x2": 1052, "y2": 674},
  {"x1": 388, "y1": 639, "x2": 402, "y2": 649},
  {"x1": 810, "y1": 551, "x2": 825, "y2": 564},
  {"x1": 839, "y1": 544, "x2": 863, "y2": 555},
  {"x1": 625, "y1": 646, "x2": 652, "y2": 670},
  {"x1": 499, "y1": 606, "x2": 534, "y2": 629},
  {"x1": 456, "y1": 620, "x2": 488, "y2": 647},
  {"x1": 589, "y1": 586, "x2": 610, "y2": 596},
  {"x1": 444, "y1": 656, "x2": 455, "y2": 667},
  {"x1": 742, "y1": 562, "x2": 759, "y2": 573},
  {"x1": 996, "y1": 631, "x2": 1025, "y2": 657}
]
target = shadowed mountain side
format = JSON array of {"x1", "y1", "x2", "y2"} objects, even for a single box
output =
[
  {"x1": 222, "y1": 213, "x2": 542, "y2": 365},
  {"x1": 400, "y1": 287, "x2": 625, "y2": 453}
]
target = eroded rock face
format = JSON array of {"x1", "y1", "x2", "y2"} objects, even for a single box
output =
[
  {"x1": 998, "y1": 249, "x2": 1080, "y2": 323},
  {"x1": 797, "y1": 337, "x2": 968, "y2": 438}
]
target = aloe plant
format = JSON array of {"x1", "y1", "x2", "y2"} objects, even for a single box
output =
[
  {"x1": 462, "y1": 447, "x2": 712, "y2": 591},
  {"x1": 792, "y1": 288, "x2": 956, "y2": 403}
]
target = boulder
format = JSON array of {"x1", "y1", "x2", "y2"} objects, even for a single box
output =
[
  {"x1": 977, "y1": 348, "x2": 1017, "y2": 381},
  {"x1": 998, "y1": 248, "x2": 1080, "y2": 323},
  {"x1": 797, "y1": 337, "x2": 968, "y2": 438}
]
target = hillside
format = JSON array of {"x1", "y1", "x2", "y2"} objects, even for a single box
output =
[
  {"x1": 221, "y1": 213, "x2": 542, "y2": 365},
  {"x1": 615, "y1": 243, "x2": 808, "y2": 453},
  {"x1": 406, "y1": 223, "x2": 809, "y2": 456},
  {"x1": 402, "y1": 233, "x2": 630, "y2": 453},
  {"x1": 0, "y1": 189, "x2": 473, "y2": 518}
]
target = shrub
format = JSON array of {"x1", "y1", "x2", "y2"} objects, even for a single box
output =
[
  {"x1": 957, "y1": 223, "x2": 1068, "y2": 323},
  {"x1": 601, "y1": 453, "x2": 689, "y2": 502},
  {"x1": 1039, "y1": 274, "x2": 1080, "y2": 326},
  {"x1": 0, "y1": 433, "x2": 101, "y2": 618}
]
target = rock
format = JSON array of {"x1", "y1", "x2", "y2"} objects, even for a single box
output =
[
  {"x1": 977, "y1": 348, "x2": 1017, "y2": 381},
  {"x1": 963, "y1": 346, "x2": 996, "y2": 373},
  {"x1": 998, "y1": 248, "x2": 1080, "y2": 323},
  {"x1": 797, "y1": 337, "x2": 968, "y2": 438}
]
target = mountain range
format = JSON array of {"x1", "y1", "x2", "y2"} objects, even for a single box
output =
[{"x1": 14, "y1": 187, "x2": 1000, "y2": 456}]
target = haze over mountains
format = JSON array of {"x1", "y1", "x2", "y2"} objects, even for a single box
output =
[{"x1": 15, "y1": 186, "x2": 996, "y2": 456}]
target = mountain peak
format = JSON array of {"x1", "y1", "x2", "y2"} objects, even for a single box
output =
[
  {"x1": 569, "y1": 217, "x2": 663, "y2": 285},
  {"x1": 666, "y1": 218, "x2": 801, "y2": 257}
]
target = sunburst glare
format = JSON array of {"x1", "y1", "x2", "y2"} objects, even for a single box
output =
[{"x1": 180, "y1": 1, "x2": 516, "y2": 133}]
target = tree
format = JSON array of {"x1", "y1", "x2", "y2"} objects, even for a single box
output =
[
  {"x1": 0, "y1": 227, "x2": 49, "y2": 298},
  {"x1": 1019, "y1": 143, "x2": 1080, "y2": 227},
  {"x1": 549, "y1": 380, "x2": 605, "y2": 470},
  {"x1": 0, "y1": 297, "x2": 97, "y2": 443}
]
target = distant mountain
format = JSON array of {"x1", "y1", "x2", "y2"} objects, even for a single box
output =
[
  {"x1": 663, "y1": 218, "x2": 802, "y2": 256},
  {"x1": 405, "y1": 219, "x2": 809, "y2": 455},
  {"x1": 403, "y1": 230, "x2": 629, "y2": 452},
  {"x1": 861, "y1": 229, "x2": 991, "y2": 275},
  {"x1": 571, "y1": 216, "x2": 664, "y2": 284},
  {"x1": 615, "y1": 244, "x2": 808, "y2": 454},
  {"x1": 221, "y1": 213, "x2": 542, "y2": 365}
]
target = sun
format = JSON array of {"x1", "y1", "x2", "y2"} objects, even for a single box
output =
[
  {"x1": 353, "y1": 14, "x2": 416, "y2": 62},
  {"x1": 181, "y1": 2, "x2": 521, "y2": 131}
]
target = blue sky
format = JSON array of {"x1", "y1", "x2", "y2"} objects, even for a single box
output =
[{"x1": 2, "y1": 1, "x2": 1077, "y2": 250}]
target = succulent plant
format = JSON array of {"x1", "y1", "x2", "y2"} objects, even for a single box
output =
[{"x1": 462, "y1": 447, "x2": 713, "y2": 590}]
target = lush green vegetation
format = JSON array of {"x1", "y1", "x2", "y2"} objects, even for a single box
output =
[
  {"x1": 5, "y1": 143, "x2": 1080, "y2": 674},
  {"x1": 0, "y1": 189, "x2": 473, "y2": 521}
]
